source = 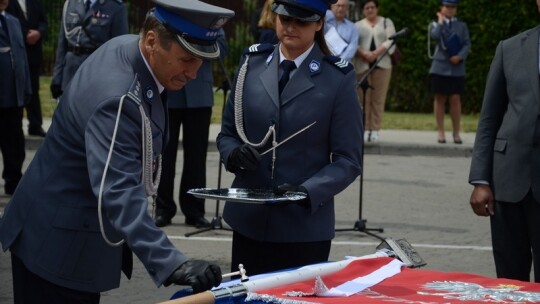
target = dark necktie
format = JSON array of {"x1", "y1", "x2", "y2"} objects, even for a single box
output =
[
  {"x1": 278, "y1": 60, "x2": 297, "y2": 95},
  {"x1": 160, "y1": 90, "x2": 168, "y2": 102},
  {"x1": 85, "y1": 0, "x2": 92, "y2": 12},
  {"x1": 0, "y1": 15, "x2": 8, "y2": 38}
]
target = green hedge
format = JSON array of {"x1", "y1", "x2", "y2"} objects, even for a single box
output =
[{"x1": 40, "y1": 0, "x2": 539, "y2": 114}]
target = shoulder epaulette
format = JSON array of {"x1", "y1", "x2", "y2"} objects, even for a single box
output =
[
  {"x1": 125, "y1": 75, "x2": 142, "y2": 106},
  {"x1": 243, "y1": 43, "x2": 274, "y2": 55},
  {"x1": 324, "y1": 55, "x2": 354, "y2": 74}
]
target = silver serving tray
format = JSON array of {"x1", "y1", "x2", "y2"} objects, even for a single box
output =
[{"x1": 187, "y1": 188, "x2": 307, "y2": 204}]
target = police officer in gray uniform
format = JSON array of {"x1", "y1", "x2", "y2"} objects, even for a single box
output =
[
  {"x1": 428, "y1": 0, "x2": 470, "y2": 144},
  {"x1": 217, "y1": 0, "x2": 363, "y2": 276},
  {"x1": 0, "y1": 0, "x2": 31, "y2": 196},
  {"x1": 50, "y1": 0, "x2": 128, "y2": 99},
  {"x1": 0, "y1": 0, "x2": 234, "y2": 302}
]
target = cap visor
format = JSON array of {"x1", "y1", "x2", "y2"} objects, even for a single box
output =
[
  {"x1": 272, "y1": 4, "x2": 321, "y2": 22},
  {"x1": 175, "y1": 35, "x2": 220, "y2": 59}
]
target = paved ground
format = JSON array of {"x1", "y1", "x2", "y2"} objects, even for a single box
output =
[{"x1": 0, "y1": 119, "x2": 491, "y2": 303}]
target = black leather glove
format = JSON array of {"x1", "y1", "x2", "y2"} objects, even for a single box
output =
[
  {"x1": 165, "y1": 260, "x2": 222, "y2": 293},
  {"x1": 50, "y1": 84, "x2": 63, "y2": 99},
  {"x1": 226, "y1": 144, "x2": 261, "y2": 174},
  {"x1": 273, "y1": 183, "x2": 310, "y2": 207}
]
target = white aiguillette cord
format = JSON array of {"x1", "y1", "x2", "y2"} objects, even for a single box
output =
[
  {"x1": 98, "y1": 95, "x2": 161, "y2": 247},
  {"x1": 233, "y1": 54, "x2": 317, "y2": 178}
]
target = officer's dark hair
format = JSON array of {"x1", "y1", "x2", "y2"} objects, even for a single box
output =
[
  {"x1": 140, "y1": 11, "x2": 176, "y2": 50},
  {"x1": 316, "y1": 21, "x2": 332, "y2": 56}
]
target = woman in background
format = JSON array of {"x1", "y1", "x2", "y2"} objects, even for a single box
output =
[
  {"x1": 257, "y1": 0, "x2": 278, "y2": 44},
  {"x1": 353, "y1": 0, "x2": 396, "y2": 142},
  {"x1": 428, "y1": 0, "x2": 470, "y2": 144}
]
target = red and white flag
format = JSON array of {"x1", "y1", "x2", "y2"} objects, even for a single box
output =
[{"x1": 247, "y1": 257, "x2": 540, "y2": 303}]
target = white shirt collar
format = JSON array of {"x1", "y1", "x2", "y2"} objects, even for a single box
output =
[
  {"x1": 279, "y1": 43, "x2": 315, "y2": 68},
  {"x1": 138, "y1": 46, "x2": 165, "y2": 94}
]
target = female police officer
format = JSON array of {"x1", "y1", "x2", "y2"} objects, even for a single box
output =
[
  {"x1": 217, "y1": 0, "x2": 363, "y2": 276},
  {"x1": 0, "y1": 0, "x2": 234, "y2": 302}
]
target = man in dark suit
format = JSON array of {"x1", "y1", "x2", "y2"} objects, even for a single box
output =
[
  {"x1": 0, "y1": 0, "x2": 31, "y2": 195},
  {"x1": 6, "y1": 0, "x2": 48, "y2": 137},
  {"x1": 469, "y1": 0, "x2": 540, "y2": 283},
  {"x1": 0, "y1": 0, "x2": 234, "y2": 302},
  {"x1": 154, "y1": 29, "x2": 227, "y2": 228}
]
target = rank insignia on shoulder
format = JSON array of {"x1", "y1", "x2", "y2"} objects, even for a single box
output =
[
  {"x1": 125, "y1": 77, "x2": 142, "y2": 106},
  {"x1": 244, "y1": 43, "x2": 274, "y2": 55},
  {"x1": 324, "y1": 56, "x2": 353, "y2": 74}
]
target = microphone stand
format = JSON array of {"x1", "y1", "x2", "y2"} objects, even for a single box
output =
[
  {"x1": 185, "y1": 58, "x2": 233, "y2": 237},
  {"x1": 335, "y1": 39, "x2": 398, "y2": 241}
]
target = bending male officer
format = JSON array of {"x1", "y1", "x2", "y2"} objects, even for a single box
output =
[{"x1": 0, "y1": 0, "x2": 234, "y2": 302}]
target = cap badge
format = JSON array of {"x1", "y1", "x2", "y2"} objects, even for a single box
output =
[{"x1": 211, "y1": 17, "x2": 229, "y2": 29}]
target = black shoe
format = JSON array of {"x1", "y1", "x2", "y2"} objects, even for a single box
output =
[
  {"x1": 4, "y1": 180, "x2": 18, "y2": 196},
  {"x1": 155, "y1": 215, "x2": 172, "y2": 227},
  {"x1": 28, "y1": 127, "x2": 46, "y2": 137},
  {"x1": 185, "y1": 216, "x2": 211, "y2": 228}
]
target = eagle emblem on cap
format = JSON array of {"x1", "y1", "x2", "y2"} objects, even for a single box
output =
[{"x1": 211, "y1": 17, "x2": 229, "y2": 29}]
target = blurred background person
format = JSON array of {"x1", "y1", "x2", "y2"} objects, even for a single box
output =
[
  {"x1": 353, "y1": 0, "x2": 396, "y2": 142},
  {"x1": 324, "y1": 0, "x2": 358, "y2": 62},
  {"x1": 428, "y1": 0, "x2": 470, "y2": 144},
  {"x1": 217, "y1": 0, "x2": 363, "y2": 276},
  {"x1": 251, "y1": 1, "x2": 263, "y2": 42},
  {"x1": 6, "y1": 0, "x2": 48, "y2": 137},
  {"x1": 0, "y1": 0, "x2": 31, "y2": 196},
  {"x1": 256, "y1": 0, "x2": 278, "y2": 44},
  {"x1": 50, "y1": 0, "x2": 128, "y2": 100},
  {"x1": 154, "y1": 29, "x2": 227, "y2": 229}
]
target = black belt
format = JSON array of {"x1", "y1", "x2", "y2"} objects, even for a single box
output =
[{"x1": 67, "y1": 46, "x2": 97, "y2": 55}]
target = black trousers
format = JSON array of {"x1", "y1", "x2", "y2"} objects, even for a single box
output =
[
  {"x1": 156, "y1": 107, "x2": 211, "y2": 219},
  {"x1": 491, "y1": 190, "x2": 540, "y2": 282},
  {"x1": 231, "y1": 231, "x2": 332, "y2": 276},
  {"x1": 26, "y1": 64, "x2": 43, "y2": 130},
  {"x1": 0, "y1": 107, "x2": 25, "y2": 192},
  {"x1": 11, "y1": 253, "x2": 100, "y2": 304}
]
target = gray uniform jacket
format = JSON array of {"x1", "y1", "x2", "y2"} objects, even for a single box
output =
[
  {"x1": 51, "y1": 0, "x2": 128, "y2": 89},
  {"x1": 0, "y1": 12, "x2": 31, "y2": 108},
  {"x1": 217, "y1": 43, "x2": 363, "y2": 243},
  {"x1": 428, "y1": 18, "x2": 470, "y2": 77},
  {"x1": 0, "y1": 35, "x2": 187, "y2": 293},
  {"x1": 469, "y1": 25, "x2": 540, "y2": 203}
]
